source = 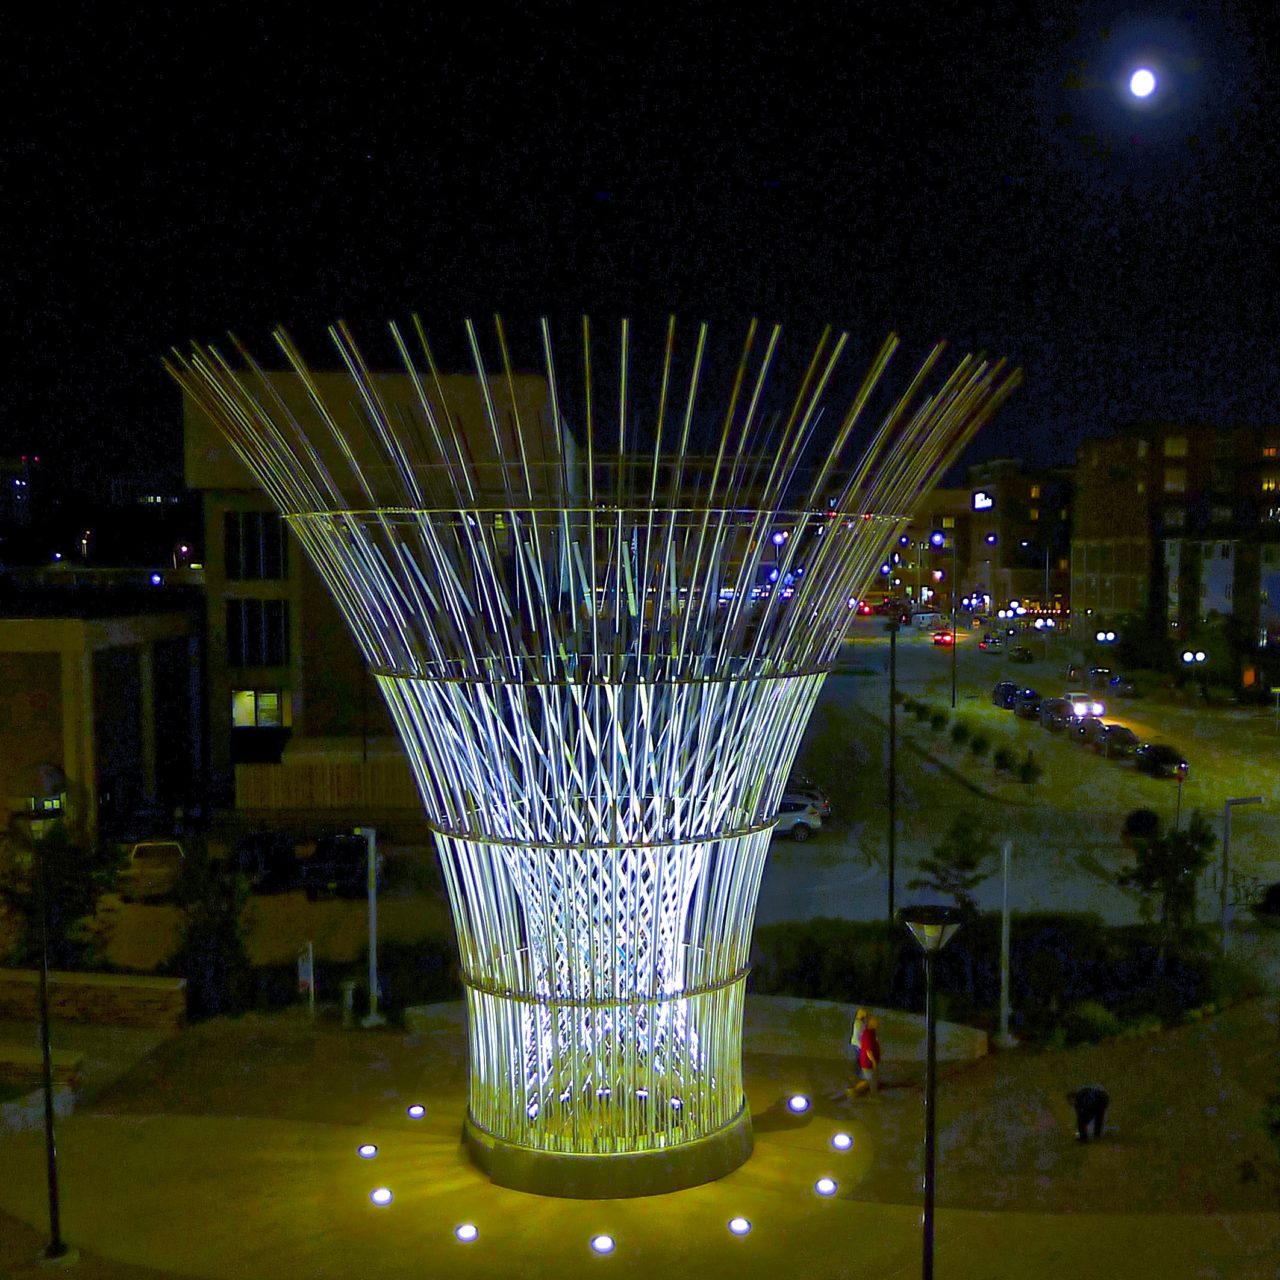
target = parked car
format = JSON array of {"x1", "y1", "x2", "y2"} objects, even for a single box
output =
[
  {"x1": 1133, "y1": 743, "x2": 1189, "y2": 779},
  {"x1": 1250, "y1": 882, "x2": 1280, "y2": 928},
  {"x1": 774, "y1": 796, "x2": 822, "y2": 841},
  {"x1": 1065, "y1": 691, "x2": 1106, "y2": 719},
  {"x1": 979, "y1": 633, "x2": 1003, "y2": 652},
  {"x1": 1073, "y1": 715, "x2": 1107, "y2": 746},
  {"x1": 1014, "y1": 688, "x2": 1042, "y2": 719},
  {"x1": 117, "y1": 839, "x2": 186, "y2": 901},
  {"x1": 931, "y1": 628, "x2": 955, "y2": 647},
  {"x1": 228, "y1": 831, "x2": 302, "y2": 893},
  {"x1": 1094, "y1": 724, "x2": 1139, "y2": 758},
  {"x1": 992, "y1": 680, "x2": 1020, "y2": 709},
  {"x1": 1008, "y1": 645, "x2": 1034, "y2": 664},
  {"x1": 299, "y1": 833, "x2": 376, "y2": 899},
  {"x1": 1038, "y1": 698, "x2": 1073, "y2": 731},
  {"x1": 1085, "y1": 666, "x2": 1112, "y2": 690},
  {"x1": 786, "y1": 773, "x2": 831, "y2": 818}
]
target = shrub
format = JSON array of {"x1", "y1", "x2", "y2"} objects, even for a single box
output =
[
  {"x1": 1062, "y1": 1000, "x2": 1121, "y2": 1044},
  {"x1": 929, "y1": 710, "x2": 948, "y2": 732},
  {"x1": 893, "y1": 689, "x2": 908, "y2": 705},
  {"x1": 1121, "y1": 808, "x2": 1161, "y2": 843},
  {"x1": 170, "y1": 847, "x2": 251, "y2": 1020},
  {"x1": 969, "y1": 733, "x2": 990, "y2": 760},
  {"x1": 913, "y1": 702, "x2": 931, "y2": 722},
  {"x1": 1017, "y1": 751, "x2": 1043, "y2": 787},
  {"x1": 993, "y1": 746, "x2": 1016, "y2": 773},
  {"x1": 949, "y1": 721, "x2": 971, "y2": 746}
]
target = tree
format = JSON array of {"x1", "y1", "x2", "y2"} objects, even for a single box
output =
[
  {"x1": 1121, "y1": 808, "x2": 1160, "y2": 845},
  {"x1": 0, "y1": 820, "x2": 120, "y2": 969},
  {"x1": 170, "y1": 845, "x2": 252, "y2": 1019},
  {"x1": 906, "y1": 816, "x2": 996, "y2": 916},
  {"x1": 1117, "y1": 810, "x2": 1215, "y2": 946}
]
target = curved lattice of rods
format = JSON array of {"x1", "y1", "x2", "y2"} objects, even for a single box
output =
[{"x1": 168, "y1": 317, "x2": 1019, "y2": 1182}]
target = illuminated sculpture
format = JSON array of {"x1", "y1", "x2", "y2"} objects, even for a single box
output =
[{"x1": 169, "y1": 317, "x2": 1017, "y2": 1196}]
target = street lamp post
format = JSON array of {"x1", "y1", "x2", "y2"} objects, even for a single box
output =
[
  {"x1": 1221, "y1": 797, "x2": 1264, "y2": 956},
  {"x1": 899, "y1": 905, "x2": 965, "y2": 1280},
  {"x1": 887, "y1": 619, "x2": 899, "y2": 922},
  {"x1": 932, "y1": 531, "x2": 958, "y2": 709},
  {"x1": 1181, "y1": 648, "x2": 1207, "y2": 700},
  {"x1": 34, "y1": 835, "x2": 71, "y2": 1264}
]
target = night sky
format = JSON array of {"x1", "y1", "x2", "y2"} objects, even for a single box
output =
[{"x1": 5, "y1": 1, "x2": 1278, "y2": 493}]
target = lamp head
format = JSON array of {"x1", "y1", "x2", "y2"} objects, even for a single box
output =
[{"x1": 898, "y1": 904, "x2": 966, "y2": 953}]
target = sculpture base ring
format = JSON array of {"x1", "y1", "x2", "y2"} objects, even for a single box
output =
[{"x1": 462, "y1": 1103, "x2": 753, "y2": 1199}]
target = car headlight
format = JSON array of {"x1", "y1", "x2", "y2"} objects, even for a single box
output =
[{"x1": 1092, "y1": 702, "x2": 1104, "y2": 716}]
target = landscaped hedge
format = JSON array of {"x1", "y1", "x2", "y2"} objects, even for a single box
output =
[{"x1": 748, "y1": 912, "x2": 1264, "y2": 1042}]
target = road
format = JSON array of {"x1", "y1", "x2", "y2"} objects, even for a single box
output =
[{"x1": 758, "y1": 617, "x2": 1280, "y2": 972}]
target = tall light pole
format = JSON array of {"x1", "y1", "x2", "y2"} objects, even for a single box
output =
[
  {"x1": 1221, "y1": 797, "x2": 1264, "y2": 955},
  {"x1": 899, "y1": 905, "x2": 965, "y2": 1280},
  {"x1": 932, "y1": 531, "x2": 958, "y2": 709},
  {"x1": 887, "y1": 619, "x2": 899, "y2": 922}
]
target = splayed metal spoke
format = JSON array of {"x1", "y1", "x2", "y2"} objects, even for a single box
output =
[{"x1": 168, "y1": 315, "x2": 1017, "y2": 1193}]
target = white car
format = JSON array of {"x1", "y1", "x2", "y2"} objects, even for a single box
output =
[
  {"x1": 786, "y1": 773, "x2": 832, "y2": 818},
  {"x1": 774, "y1": 796, "x2": 823, "y2": 841},
  {"x1": 118, "y1": 839, "x2": 186, "y2": 901},
  {"x1": 1065, "y1": 691, "x2": 1105, "y2": 719}
]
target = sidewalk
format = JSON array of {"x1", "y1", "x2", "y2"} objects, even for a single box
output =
[{"x1": 1, "y1": 997, "x2": 1277, "y2": 1278}]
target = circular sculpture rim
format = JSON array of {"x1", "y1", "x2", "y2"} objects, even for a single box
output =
[{"x1": 462, "y1": 1103, "x2": 754, "y2": 1199}]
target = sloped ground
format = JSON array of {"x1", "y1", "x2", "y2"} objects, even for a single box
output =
[{"x1": 0, "y1": 997, "x2": 1277, "y2": 1279}]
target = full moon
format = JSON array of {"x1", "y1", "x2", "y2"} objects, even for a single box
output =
[{"x1": 1129, "y1": 68, "x2": 1156, "y2": 98}]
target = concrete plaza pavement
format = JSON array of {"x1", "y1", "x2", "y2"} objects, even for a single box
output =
[{"x1": 1, "y1": 996, "x2": 1278, "y2": 1279}]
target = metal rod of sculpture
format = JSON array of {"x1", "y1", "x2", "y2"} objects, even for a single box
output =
[{"x1": 168, "y1": 317, "x2": 1018, "y2": 1196}]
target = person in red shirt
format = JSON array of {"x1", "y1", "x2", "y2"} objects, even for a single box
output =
[{"x1": 856, "y1": 1016, "x2": 881, "y2": 1097}]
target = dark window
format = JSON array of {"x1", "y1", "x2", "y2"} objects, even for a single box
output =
[
  {"x1": 224, "y1": 511, "x2": 287, "y2": 580},
  {"x1": 226, "y1": 599, "x2": 289, "y2": 667}
]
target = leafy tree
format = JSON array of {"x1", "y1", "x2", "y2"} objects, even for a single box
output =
[
  {"x1": 929, "y1": 710, "x2": 948, "y2": 732},
  {"x1": 949, "y1": 721, "x2": 970, "y2": 746},
  {"x1": 1117, "y1": 811, "x2": 1215, "y2": 947},
  {"x1": 912, "y1": 702, "x2": 931, "y2": 722},
  {"x1": 906, "y1": 816, "x2": 995, "y2": 916},
  {"x1": 1121, "y1": 808, "x2": 1161, "y2": 844},
  {"x1": 969, "y1": 733, "x2": 990, "y2": 761},
  {"x1": 170, "y1": 845, "x2": 252, "y2": 1019},
  {"x1": 992, "y1": 746, "x2": 1016, "y2": 773},
  {"x1": 0, "y1": 820, "x2": 120, "y2": 969}
]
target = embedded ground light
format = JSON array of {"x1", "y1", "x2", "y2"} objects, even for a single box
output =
[
  {"x1": 455, "y1": 1224, "x2": 479, "y2": 1243},
  {"x1": 370, "y1": 1188, "x2": 393, "y2": 1206},
  {"x1": 728, "y1": 1217, "x2": 752, "y2": 1236},
  {"x1": 357, "y1": 1143, "x2": 378, "y2": 1159},
  {"x1": 407, "y1": 1104, "x2": 425, "y2": 1119},
  {"x1": 590, "y1": 1234, "x2": 616, "y2": 1254},
  {"x1": 787, "y1": 1094, "x2": 810, "y2": 1114},
  {"x1": 815, "y1": 1177, "x2": 837, "y2": 1196},
  {"x1": 831, "y1": 1132, "x2": 853, "y2": 1151}
]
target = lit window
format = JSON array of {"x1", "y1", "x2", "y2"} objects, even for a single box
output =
[
  {"x1": 1264, "y1": 446, "x2": 1278, "y2": 459},
  {"x1": 1263, "y1": 478, "x2": 1279, "y2": 493},
  {"x1": 1029, "y1": 484, "x2": 1041, "y2": 499},
  {"x1": 1164, "y1": 469, "x2": 1186, "y2": 494},
  {"x1": 1164, "y1": 437, "x2": 1188, "y2": 458},
  {"x1": 1029, "y1": 508, "x2": 1039, "y2": 521},
  {"x1": 231, "y1": 689, "x2": 292, "y2": 728}
]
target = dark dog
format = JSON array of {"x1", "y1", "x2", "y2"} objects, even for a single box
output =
[{"x1": 1066, "y1": 1086, "x2": 1110, "y2": 1142}]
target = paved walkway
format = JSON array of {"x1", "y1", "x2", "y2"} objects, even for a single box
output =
[{"x1": 1, "y1": 997, "x2": 1277, "y2": 1278}]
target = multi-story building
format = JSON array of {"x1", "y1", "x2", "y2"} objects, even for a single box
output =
[
  {"x1": 964, "y1": 459, "x2": 1072, "y2": 613},
  {"x1": 1071, "y1": 422, "x2": 1280, "y2": 684},
  {"x1": 183, "y1": 369, "x2": 555, "y2": 809}
]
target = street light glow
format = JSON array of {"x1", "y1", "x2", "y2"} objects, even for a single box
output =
[{"x1": 1130, "y1": 67, "x2": 1156, "y2": 97}]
